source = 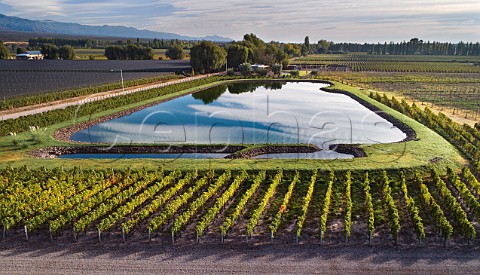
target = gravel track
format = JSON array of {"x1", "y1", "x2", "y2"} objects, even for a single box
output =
[{"x1": 1, "y1": 240, "x2": 478, "y2": 274}]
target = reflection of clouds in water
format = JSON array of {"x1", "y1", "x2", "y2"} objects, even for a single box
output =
[
  {"x1": 72, "y1": 82, "x2": 406, "y2": 146},
  {"x1": 253, "y1": 150, "x2": 353, "y2": 159}
]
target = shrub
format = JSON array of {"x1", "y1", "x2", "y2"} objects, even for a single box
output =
[
  {"x1": 239, "y1": 63, "x2": 253, "y2": 76},
  {"x1": 290, "y1": 70, "x2": 300, "y2": 77},
  {"x1": 166, "y1": 45, "x2": 185, "y2": 60},
  {"x1": 226, "y1": 68, "x2": 235, "y2": 76},
  {"x1": 59, "y1": 45, "x2": 75, "y2": 60},
  {"x1": 271, "y1": 63, "x2": 282, "y2": 74},
  {"x1": 255, "y1": 67, "x2": 268, "y2": 77}
]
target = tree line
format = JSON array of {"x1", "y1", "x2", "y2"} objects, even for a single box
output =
[
  {"x1": 29, "y1": 38, "x2": 101, "y2": 48},
  {"x1": 189, "y1": 34, "x2": 295, "y2": 74},
  {"x1": 40, "y1": 44, "x2": 75, "y2": 60},
  {"x1": 28, "y1": 37, "x2": 197, "y2": 50},
  {"x1": 104, "y1": 44, "x2": 154, "y2": 60},
  {"x1": 306, "y1": 38, "x2": 480, "y2": 56},
  {"x1": 2, "y1": 42, "x2": 78, "y2": 60},
  {"x1": 12, "y1": 35, "x2": 480, "y2": 67}
]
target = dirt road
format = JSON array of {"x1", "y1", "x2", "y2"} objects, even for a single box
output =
[{"x1": 1, "y1": 240, "x2": 478, "y2": 274}]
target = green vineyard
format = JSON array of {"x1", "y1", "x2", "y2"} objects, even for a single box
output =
[
  {"x1": 1, "y1": 166, "x2": 480, "y2": 245},
  {"x1": 292, "y1": 54, "x2": 480, "y2": 73}
]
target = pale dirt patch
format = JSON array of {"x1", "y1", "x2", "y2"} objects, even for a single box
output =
[{"x1": 0, "y1": 236, "x2": 479, "y2": 274}]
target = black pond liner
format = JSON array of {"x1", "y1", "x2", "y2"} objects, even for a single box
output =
[{"x1": 30, "y1": 144, "x2": 365, "y2": 159}]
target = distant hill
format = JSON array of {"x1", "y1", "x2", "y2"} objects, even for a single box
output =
[
  {"x1": 0, "y1": 30, "x2": 133, "y2": 43},
  {"x1": 0, "y1": 14, "x2": 233, "y2": 42}
]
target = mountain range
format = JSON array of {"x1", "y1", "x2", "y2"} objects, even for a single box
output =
[{"x1": 0, "y1": 14, "x2": 232, "y2": 42}]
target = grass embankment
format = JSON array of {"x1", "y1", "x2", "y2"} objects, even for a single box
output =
[{"x1": 0, "y1": 79, "x2": 465, "y2": 172}]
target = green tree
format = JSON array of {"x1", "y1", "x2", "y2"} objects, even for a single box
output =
[
  {"x1": 255, "y1": 67, "x2": 268, "y2": 76},
  {"x1": 0, "y1": 41, "x2": 9, "y2": 59},
  {"x1": 243, "y1": 33, "x2": 265, "y2": 48},
  {"x1": 227, "y1": 44, "x2": 249, "y2": 69},
  {"x1": 126, "y1": 44, "x2": 141, "y2": 60},
  {"x1": 41, "y1": 44, "x2": 59, "y2": 59},
  {"x1": 317, "y1": 39, "x2": 331, "y2": 53},
  {"x1": 104, "y1": 45, "x2": 126, "y2": 60},
  {"x1": 290, "y1": 70, "x2": 300, "y2": 77},
  {"x1": 271, "y1": 63, "x2": 282, "y2": 74},
  {"x1": 275, "y1": 50, "x2": 290, "y2": 68},
  {"x1": 302, "y1": 36, "x2": 310, "y2": 56},
  {"x1": 165, "y1": 45, "x2": 185, "y2": 60},
  {"x1": 165, "y1": 44, "x2": 185, "y2": 60},
  {"x1": 284, "y1": 43, "x2": 301, "y2": 57},
  {"x1": 16, "y1": 47, "x2": 27, "y2": 54},
  {"x1": 105, "y1": 45, "x2": 153, "y2": 60},
  {"x1": 59, "y1": 45, "x2": 75, "y2": 60},
  {"x1": 190, "y1": 41, "x2": 227, "y2": 74},
  {"x1": 239, "y1": 63, "x2": 253, "y2": 76},
  {"x1": 140, "y1": 46, "x2": 154, "y2": 60},
  {"x1": 226, "y1": 68, "x2": 235, "y2": 76}
]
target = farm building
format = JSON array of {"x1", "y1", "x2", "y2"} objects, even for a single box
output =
[
  {"x1": 286, "y1": 65, "x2": 300, "y2": 70},
  {"x1": 16, "y1": 51, "x2": 44, "y2": 60},
  {"x1": 252, "y1": 64, "x2": 269, "y2": 70}
]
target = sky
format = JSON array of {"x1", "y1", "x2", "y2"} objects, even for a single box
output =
[{"x1": 0, "y1": 0, "x2": 479, "y2": 43}]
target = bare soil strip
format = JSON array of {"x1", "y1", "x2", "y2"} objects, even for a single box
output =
[{"x1": 0, "y1": 241, "x2": 478, "y2": 274}]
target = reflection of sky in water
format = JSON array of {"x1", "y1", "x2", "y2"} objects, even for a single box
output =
[{"x1": 72, "y1": 82, "x2": 406, "y2": 148}]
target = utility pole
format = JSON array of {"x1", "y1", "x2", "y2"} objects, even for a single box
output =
[{"x1": 111, "y1": 69, "x2": 124, "y2": 93}]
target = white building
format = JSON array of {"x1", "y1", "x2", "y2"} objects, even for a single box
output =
[
  {"x1": 252, "y1": 64, "x2": 269, "y2": 70},
  {"x1": 16, "y1": 51, "x2": 44, "y2": 60}
]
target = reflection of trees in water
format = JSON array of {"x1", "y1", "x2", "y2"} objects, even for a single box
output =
[
  {"x1": 193, "y1": 82, "x2": 288, "y2": 104},
  {"x1": 227, "y1": 81, "x2": 287, "y2": 94},
  {"x1": 191, "y1": 84, "x2": 227, "y2": 104},
  {"x1": 263, "y1": 81, "x2": 286, "y2": 90},
  {"x1": 227, "y1": 82, "x2": 259, "y2": 94}
]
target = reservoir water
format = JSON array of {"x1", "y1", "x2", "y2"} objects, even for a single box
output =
[{"x1": 70, "y1": 81, "x2": 406, "y2": 159}]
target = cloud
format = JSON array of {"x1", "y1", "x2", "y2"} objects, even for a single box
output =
[
  {"x1": 0, "y1": 0, "x2": 178, "y2": 27},
  {"x1": 149, "y1": 0, "x2": 480, "y2": 41},
  {"x1": 1, "y1": 0, "x2": 64, "y2": 16},
  {"x1": 0, "y1": 0, "x2": 479, "y2": 42}
]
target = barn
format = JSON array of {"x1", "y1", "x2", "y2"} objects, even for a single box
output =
[{"x1": 16, "y1": 51, "x2": 44, "y2": 60}]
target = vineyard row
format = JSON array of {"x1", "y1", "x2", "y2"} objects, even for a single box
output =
[{"x1": 1, "y1": 167, "x2": 480, "y2": 245}]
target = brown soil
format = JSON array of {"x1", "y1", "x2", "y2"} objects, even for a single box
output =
[{"x1": 0, "y1": 233, "x2": 478, "y2": 274}]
